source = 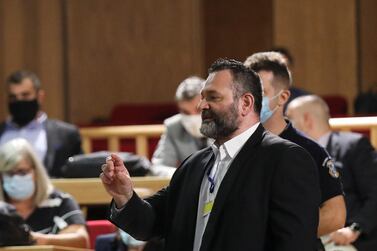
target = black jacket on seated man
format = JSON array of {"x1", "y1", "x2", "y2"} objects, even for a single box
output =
[{"x1": 326, "y1": 132, "x2": 377, "y2": 251}]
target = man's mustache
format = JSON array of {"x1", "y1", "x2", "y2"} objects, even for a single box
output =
[{"x1": 201, "y1": 110, "x2": 216, "y2": 120}]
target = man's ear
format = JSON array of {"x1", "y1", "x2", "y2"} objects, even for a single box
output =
[
  {"x1": 37, "y1": 89, "x2": 45, "y2": 105},
  {"x1": 303, "y1": 112, "x2": 313, "y2": 130},
  {"x1": 240, "y1": 93, "x2": 254, "y2": 116},
  {"x1": 278, "y1": 89, "x2": 291, "y2": 106}
]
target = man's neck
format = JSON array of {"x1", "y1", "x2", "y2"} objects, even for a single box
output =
[
  {"x1": 263, "y1": 113, "x2": 287, "y2": 135},
  {"x1": 215, "y1": 119, "x2": 259, "y2": 146},
  {"x1": 312, "y1": 127, "x2": 332, "y2": 141}
]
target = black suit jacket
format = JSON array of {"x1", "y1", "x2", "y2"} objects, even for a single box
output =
[
  {"x1": 326, "y1": 132, "x2": 377, "y2": 251},
  {"x1": 110, "y1": 125, "x2": 321, "y2": 251},
  {"x1": 0, "y1": 119, "x2": 83, "y2": 177}
]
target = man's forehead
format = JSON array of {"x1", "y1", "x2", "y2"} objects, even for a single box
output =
[
  {"x1": 8, "y1": 78, "x2": 36, "y2": 92},
  {"x1": 203, "y1": 70, "x2": 233, "y2": 90}
]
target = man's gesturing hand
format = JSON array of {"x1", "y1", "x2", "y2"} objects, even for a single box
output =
[{"x1": 100, "y1": 153, "x2": 134, "y2": 208}]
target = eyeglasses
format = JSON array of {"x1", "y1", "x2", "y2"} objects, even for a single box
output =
[{"x1": 5, "y1": 168, "x2": 34, "y2": 176}]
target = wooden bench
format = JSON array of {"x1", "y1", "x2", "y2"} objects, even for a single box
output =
[{"x1": 51, "y1": 177, "x2": 170, "y2": 214}]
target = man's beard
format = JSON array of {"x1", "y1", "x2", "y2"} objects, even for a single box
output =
[{"x1": 200, "y1": 102, "x2": 239, "y2": 139}]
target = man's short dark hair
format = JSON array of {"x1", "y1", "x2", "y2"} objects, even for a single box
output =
[
  {"x1": 6, "y1": 70, "x2": 41, "y2": 90},
  {"x1": 208, "y1": 58, "x2": 263, "y2": 114},
  {"x1": 244, "y1": 52, "x2": 292, "y2": 89},
  {"x1": 271, "y1": 47, "x2": 294, "y2": 66}
]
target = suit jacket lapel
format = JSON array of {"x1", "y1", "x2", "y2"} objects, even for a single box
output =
[
  {"x1": 0, "y1": 123, "x2": 6, "y2": 137},
  {"x1": 326, "y1": 132, "x2": 340, "y2": 160},
  {"x1": 200, "y1": 124, "x2": 265, "y2": 251},
  {"x1": 44, "y1": 120, "x2": 56, "y2": 173},
  {"x1": 170, "y1": 148, "x2": 215, "y2": 251}
]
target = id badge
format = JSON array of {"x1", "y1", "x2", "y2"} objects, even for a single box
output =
[{"x1": 203, "y1": 200, "x2": 214, "y2": 217}]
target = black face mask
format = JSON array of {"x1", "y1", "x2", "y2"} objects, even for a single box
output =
[{"x1": 8, "y1": 99, "x2": 40, "y2": 127}]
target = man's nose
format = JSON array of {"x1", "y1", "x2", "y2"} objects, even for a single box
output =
[{"x1": 198, "y1": 98, "x2": 209, "y2": 110}]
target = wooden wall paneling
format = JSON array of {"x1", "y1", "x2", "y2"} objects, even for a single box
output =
[
  {"x1": 359, "y1": 0, "x2": 377, "y2": 92},
  {"x1": 203, "y1": 0, "x2": 273, "y2": 68},
  {"x1": 274, "y1": 0, "x2": 357, "y2": 113},
  {"x1": 65, "y1": 0, "x2": 205, "y2": 124},
  {"x1": 0, "y1": 0, "x2": 6, "y2": 120},
  {"x1": 0, "y1": 0, "x2": 65, "y2": 120}
]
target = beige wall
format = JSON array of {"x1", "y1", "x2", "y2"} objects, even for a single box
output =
[
  {"x1": 0, "y1": 0, "x2": 64, "y2": 121},
  {"x1": 274, "y1": 0, "x2": 357, "y2": 113},
  {"x1": 65, "y1": 0, "x2": 205, "y2": 123},
  {"x1": 1, "y1": 0, "x2": 376, "y2": 123},
  {"x1": 203, "y1": 0, "x2": 273, "y2": 67},
  {"x1": 360, "y1": 0, "x2": 377, "y2": 91}
]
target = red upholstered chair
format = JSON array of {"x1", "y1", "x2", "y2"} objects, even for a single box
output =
[
  {"x1": 110, "y1": 102, "x2": 178, "y2": 125},
  {"x1": 87, "y1": 220, "x2": 117, "y2": 249},
  {"x1": 321, "y1": 95, "x2": 348, "y2": 117}
]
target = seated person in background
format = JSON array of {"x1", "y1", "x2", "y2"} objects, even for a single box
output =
[
  {"x1": 0, "y1": 138, "x2": 89, "y2": 248},
  {"x1": 0, "y1": 70, "x2": 83, "y2": 177},
  {"x1": 151, "y1": 76, "x2": 208, "y2": 176},
  {"x1": 287, "y1": 95, "x2": 377, "y2": 251}
]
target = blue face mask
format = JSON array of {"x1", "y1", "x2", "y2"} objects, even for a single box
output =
[
  {"x1": 119, "y1": 230, "x2": 145, "y2": 247},
  {"x1": 2, "y1": 173, "x2": 35, "y2": 200},
  {"x1": 260, "y1": 92, "x2": 281, "y2": 123}
]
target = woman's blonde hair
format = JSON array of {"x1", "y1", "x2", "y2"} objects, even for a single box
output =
[{"x1": 0, "y1": 138, "x2": 53, "y2": 205}]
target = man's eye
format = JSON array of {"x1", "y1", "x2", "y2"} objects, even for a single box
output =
[{"x1": 207, "y1": 96, "x2": 221, "y2": 101}]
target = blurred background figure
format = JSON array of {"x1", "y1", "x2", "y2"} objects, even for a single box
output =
[
  {"x1": 151, "y1": 76, "x2": 208, "y2": 177},
  {"x1": 287, "y1": 95, "x2": 377, "y2": 251},
  {"x1": 0, "y1": 138, "x2": 89, "y2": 248},
  {"x1": 0, "y1": 70, "x2": 83, "y2": 177}
]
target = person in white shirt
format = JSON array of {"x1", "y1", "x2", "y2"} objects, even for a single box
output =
[{"x1": 100, "y1": 58, "x2": 321, "y2": 251}]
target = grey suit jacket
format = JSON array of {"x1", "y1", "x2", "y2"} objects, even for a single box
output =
[{"x1": 151, "y1": 114, "x2": 207, "y2": 176}]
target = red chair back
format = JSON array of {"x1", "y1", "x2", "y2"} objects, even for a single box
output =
[{"x1": 87, "y1": 220, "x2": 117, "y2": 249}]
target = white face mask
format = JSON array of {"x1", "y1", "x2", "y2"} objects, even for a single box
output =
[{"x1": 181, "y1": 114, "x2": 203, "y2": 138}]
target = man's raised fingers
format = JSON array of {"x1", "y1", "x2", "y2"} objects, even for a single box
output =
[{"x1": 100, "y1": 172, "x2": 112, "y2": 184}]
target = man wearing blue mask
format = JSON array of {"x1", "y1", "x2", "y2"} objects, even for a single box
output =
[
  {"x1": 0, "y1": 70, "x2": 83, "y2": 177},
  {"x1": 245, "y1": 52, "x2": 346, "y2": 250},
  {"x1": 151, "y1": 76, "x2": 208, "y2": 177}
]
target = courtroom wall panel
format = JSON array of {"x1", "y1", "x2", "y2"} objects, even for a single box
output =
[
  {"x1": 203, "y1": 0, "x2": 273, "y2": 68},
  {"x1": 65, "y1": 0, "x2": 204, "y2": 124},
  {"x1": 274, "y1": 0, "x2": 357, "y2": 113},
  {"x1": 0, "y1": 0, "x2": 65, "y2": 120},
  {"x1": 359, "y1": 0, "x2": 377, "y2": 92}
]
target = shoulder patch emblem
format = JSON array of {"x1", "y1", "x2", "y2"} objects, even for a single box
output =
[{"x1": 323, "y1": 157, "x2": 339, "y2": 178}]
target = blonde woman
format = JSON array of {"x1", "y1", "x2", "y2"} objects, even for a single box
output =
[{"x1": 0, "y1": 138, "x2": 89, "y2": 248}]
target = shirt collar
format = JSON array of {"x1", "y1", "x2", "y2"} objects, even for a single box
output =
[
  {"x1": 211, "y1": 122, "x2": 260, "y2": 159},
  {"x1": 318, "y1": 132, "x2": 331, "y2": 147}
]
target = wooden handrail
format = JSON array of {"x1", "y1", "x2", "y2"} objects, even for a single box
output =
[
  {"x1": 329, "y1": 116, "x2": 377, "y2": 148},
  {"x1": 79, "y1": 116, "x2": 377, "y2": 158},
  {"x1": 52, "y1": 177, "x2": 170, "y2": 205},
  {"x1": 80, "y1": 124, "x2": 165, "y2": 157}
]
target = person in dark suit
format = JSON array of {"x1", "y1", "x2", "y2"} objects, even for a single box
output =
[
  {"x1": 100, "y1": 59, "x2": 321, "y2": 251},
  {"x1": 244, "y1": 52, "x2": 346, "y2": 249},
  {"x1": 0, "y1": 70, "x2": 82, "y2": 177},
  {"x1": 287, "y1": 94, "x2": 377, "y2": 251}
]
